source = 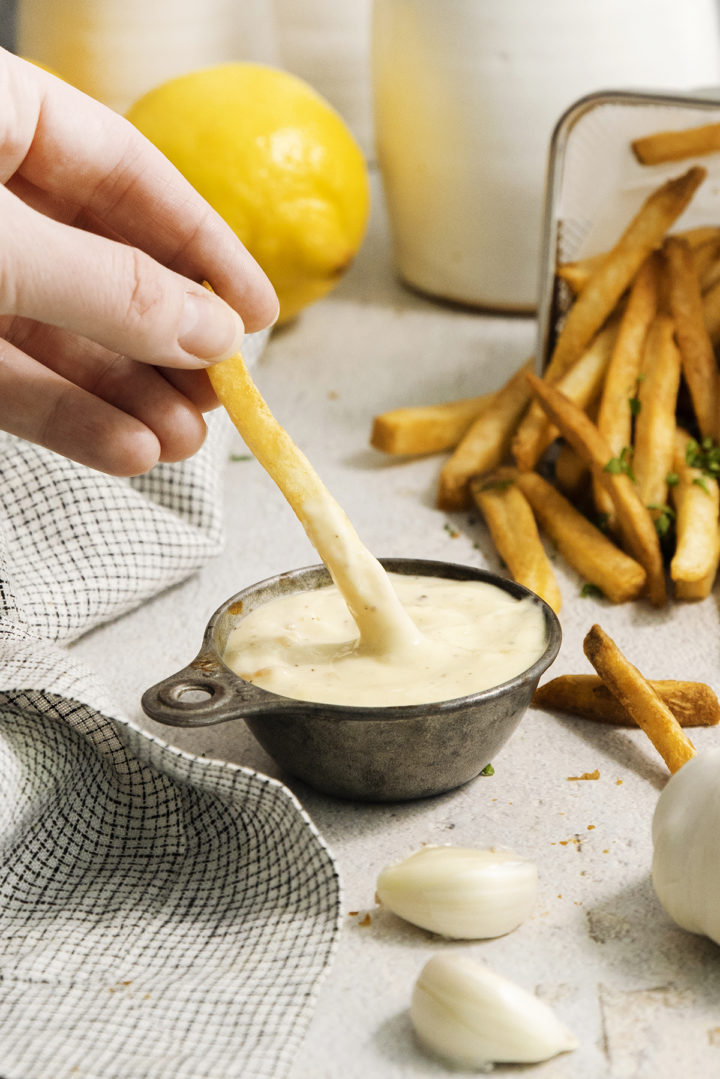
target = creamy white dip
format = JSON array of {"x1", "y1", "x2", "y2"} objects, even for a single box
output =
[{"x1": 223, "y1": 573, "x2": 547, "y2": 707}]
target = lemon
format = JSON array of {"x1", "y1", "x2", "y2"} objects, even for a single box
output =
[{"x1": 126, "y1": 63, "x2": 370, "y2": 323}]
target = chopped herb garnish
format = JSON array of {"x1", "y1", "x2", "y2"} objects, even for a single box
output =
[
  {"x1": 666, "y1": 471, "x2": 679, "y2": 487},
  {"x1": 443, "y1": 522, "x2": 460, "y2": 538},
  {"x1": 686, "y1": 437, "x2": 720, "y2": 477},
  {"x1": 693, "y1": 476, "x2": 711, "y2": 495},
  {"x1": 648, "y1": 503, "x2": 676, "y2": 538},
  {"x1": 230, "y1": 453, "x2": 252, "y2": 462},
  {"x1": 580, "y1": 582, "x2": 604, "y2": 599},
  {"x1": 604, "y1": 445, "x2": 635, "y2": 481},
  {"x1": 480, "y1": 763, "x2": 495, "y2": 777},
  {"x1": 628, "y1": 395, "x2": 642, "y2": 417}
]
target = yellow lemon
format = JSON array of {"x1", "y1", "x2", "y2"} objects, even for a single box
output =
[{"x1": 126, "y1": 63, "x2": 370, "y2": 323}]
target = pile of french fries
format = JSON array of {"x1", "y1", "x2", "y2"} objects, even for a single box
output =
[
  {"x1": 534, "y1": 624, "x2": 720, "y2": 774},
  {"x1": 371, "y1": 119, "x2": 720, "y2": 613}
]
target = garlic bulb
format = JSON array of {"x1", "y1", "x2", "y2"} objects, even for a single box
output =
[
  {"x1": 410, "y1": 954, "x2": 579, "y2": 1067},
  {"x1": 652, "y1": 747, "x2": 720, "y2": 943},
  {"x1": 376, "y1": 845, "x2": 537, "y2": 939}
]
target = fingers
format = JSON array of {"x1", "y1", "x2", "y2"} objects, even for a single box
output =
[
  {"x1": 0, "y1": 338, "x2": 163, "y2": 475},
  {"x1": 4, "y1": 51, "x2": 279, "y2": 332},
  {"x1": 0, "y1": 184, "x2": 248, "y2": 369},
  {"x1": 5, "y1": 318, "x2": 210, "y2": 465}
]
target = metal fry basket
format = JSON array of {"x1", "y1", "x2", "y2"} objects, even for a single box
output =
[{"x1": 536, "y1": 88, "x2": 720, "y2": 368}]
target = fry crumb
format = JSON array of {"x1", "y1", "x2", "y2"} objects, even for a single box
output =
[
  {"x1": 358, "y1": 913, "x2": 372, "y2": 927},
  {"x1": 567, "y1": 769, "x2": 600, "y2": 781}
]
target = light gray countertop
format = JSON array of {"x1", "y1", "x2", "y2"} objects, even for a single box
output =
[{"x1": 72, "y1": 173, "x2": 720, "y2": 1079}]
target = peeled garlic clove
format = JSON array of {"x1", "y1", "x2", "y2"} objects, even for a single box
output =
[
  {"x1": 376, "y1": 845, "x2": 537, "y2": 938},
  {"x1": 410, "y1": 954, "x2": 578, "y2": 1068},
  {"x1": 652, "y1": 748, "x2": 720, "y2": 944}
]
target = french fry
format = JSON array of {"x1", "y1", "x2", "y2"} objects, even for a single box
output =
[
  {"x1": 514, "y1": 320, "x2": 617, "y2": 470},
  {"x1": 371, "y1": 393, "x2": 494, "y2": 455},
  {"x1": 665, "y1": 235, "x2": 720, "y2": 442},
  {"x1": 702, "y1": 274, "x2": 720, "y2": 344},
  {"x1": 533, "y1": 674, "x2": 720, "y2": 727},
  {"x1": 437, "y1": 360, "x2": 533, "y2": 511},
  {"x1": 594, "y1": 252, "x2": 660, "y2": 524},
  {"x1": 632, "y1": 121, "x2": 720, "y2": 165},
  {"x1": 513, "y1": 469, "x2": 646, "y2": 603},
  {"x1": 691, "y1": 233, "x2": 720, "y2": 291},
  {"x1": 632, "y1": 313, "x2": 681, "y2": 514},
  {"x1": 557, "y1": 227, "x2": 720, "y2": 295},
  {"x1": 514, "y1": 166, "x2": 705, "y2": 472},
  {"x1": 583, "y1": 624, "x2": 696, "y2": 773},
  {"x1": 526, "y1": 373, "x2": 667, "y2": 606},
  {"x1": 547, "y1": 167, "x2": 705, "y2": 377},
  {"x1": 670, "y1": 428, "x2": 720, "y2": 599},
  {"x1": 469, "y1": 468, "x2": 562, "y2": 613},
  {"x1": 553, "y1": 442, "x2": 588, "y2": 495}
]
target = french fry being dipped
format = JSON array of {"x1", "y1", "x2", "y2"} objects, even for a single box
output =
[
  {"x1": 583, "y1": 624, "x2": 695, "y2": 773},
  {"x1": 526, "y1": 374, "x2": 667, "y2": 606}
]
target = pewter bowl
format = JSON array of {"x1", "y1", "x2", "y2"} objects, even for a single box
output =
[{"x1": 141, "y1": 558, "x2": 561, "y2": 802}]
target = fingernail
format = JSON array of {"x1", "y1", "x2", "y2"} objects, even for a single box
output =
[{"x1": 178, "y1": 290, "x2": 245, "y2": 363}]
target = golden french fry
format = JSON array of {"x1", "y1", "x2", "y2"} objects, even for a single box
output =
[
  {"x1": 691, "y1": 233, "x2": 720, "y2": 292},
  {"x1": 665, "y1": 235, "x2": 720, "y2": 442},
  {"x1": 526, "y1": 373, "x2": 666, "y2": 606},
  {"x1": 632, "y1": 121, "x2": 720, "y2": 165},
  {"x1": 670, "y1": 428, "x2": 720, "y2": 598},
  {"x1": 514, "y1": 470, "x2": 646, "y2": 603},
  {"x1": 632, "y1": 313, "x2": 681, "y2": 513},
  {"x1": 469, "y1": 469, "x2": 562, "y2": 613},
  {"x1": 583, "y1": 624, "x2": 696, "y2": 773},
  {"x1": 702, "y1": 274, "x2": 720, "y2": 344},
  {"x1": 437, "y1": 360, "x2": 533, "y2": 511},
  {"x1": 553, "y1": 442, "x2": 588, "y2": 495},
  {"x1": 515, "y1": 166, "x2": 704, "y2": 473},
  {"x1": 513, "y1": 320, "x2": 617, "y2": 470},
  {"x1": 533, "y1": 674, "x2": 720, "y2": 727},
  {"x1": 557, "y1": 227, "x2": 720, "y2": 295},
  {"x1": 370, "y1": 393, "x2": 494, "y2": 455},
  {"x1": 556, "y1": 252, "x2": 606, "y2": 294},
  {"x1": 548, "y1": 167, "x2": 705, "y2": 378},
  {"x1": 594, "y1": 252, "x2": 660, "y2": 523}
]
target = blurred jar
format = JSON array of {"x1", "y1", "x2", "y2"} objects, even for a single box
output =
[
  {"x1": 16, "y1": 0, "x2": 278, "y2": 113},
  {"x1": 372, "y1": 0, "x2": 720, "y2": 312}
]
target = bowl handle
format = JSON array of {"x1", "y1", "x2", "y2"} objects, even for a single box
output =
[{"x1": 141, "y1": 650, "x2": 272, "y2": 728}]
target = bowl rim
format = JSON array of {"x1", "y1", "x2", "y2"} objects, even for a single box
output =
[{"x1": 201, "y1": 557, "x2": 562, "y2": 720}]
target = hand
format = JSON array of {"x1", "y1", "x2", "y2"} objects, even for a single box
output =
[{"x1": 0, "y1": 49, "x2": 279, "y2": 476}]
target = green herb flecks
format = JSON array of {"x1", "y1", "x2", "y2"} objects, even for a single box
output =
[
  {"x1": 480, "y1": 763, "x2": 495, "y2": 777},
  {"x1": 580, "y1": 582, "x2": 604, "y2": 599},
  {"x1": 647, "y1": 503, "x2": 676, "y2": 538},
  {"x1": 604, "y1": 445, "x2": 635, "y2": 482}
]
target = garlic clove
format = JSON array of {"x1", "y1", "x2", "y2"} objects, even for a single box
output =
[
  {"x1": 410, "y1": 954, "x2": 579, "y2": 1068},
  {"x1": 376, "y1": 845, "x2": 537, "y2": 939},
  {"x1": 652, "y1": 748, "x2": 720, "y2": 944}
]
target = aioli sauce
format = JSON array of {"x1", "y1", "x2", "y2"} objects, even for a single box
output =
[{"x1": 224, "y1": 573, "x2": 547, "y2": 707}]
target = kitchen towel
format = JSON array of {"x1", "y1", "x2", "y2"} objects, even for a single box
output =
[{"x1": 0, "y1": 331, "x2": 340, "y2": 1079}]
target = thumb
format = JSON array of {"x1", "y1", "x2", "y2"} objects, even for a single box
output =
[{"x1": 0, "y1": 186, "x2": 250, "y2": 368}]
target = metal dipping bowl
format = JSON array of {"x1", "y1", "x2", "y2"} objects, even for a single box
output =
[{"x1": 141, "y1": 559, "x2": 561, "y2": 802}]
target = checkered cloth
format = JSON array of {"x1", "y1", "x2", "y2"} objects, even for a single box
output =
[{"x1": 0, "y1": 333, "x2": 340, "y2": 1079}]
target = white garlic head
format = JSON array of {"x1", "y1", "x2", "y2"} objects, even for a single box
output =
[
  {"x1": 410, "y1": 954, "x2": 579, "y2": 1068},
  {"x1": 652, "y1": 747, "x2": 720, "y2": 944},
  {"x1": 376, "y1": 845, "x2": 537, "y2": 939}
]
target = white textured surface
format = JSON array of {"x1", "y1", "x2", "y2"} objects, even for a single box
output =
[{"x1": 72, "y1": 173, "x2": 720, "y2": 1079}]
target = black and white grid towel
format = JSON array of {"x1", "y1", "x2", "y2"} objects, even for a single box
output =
[{"x1": 0, "y1": 333, "x2": 340, "y2": 1079}]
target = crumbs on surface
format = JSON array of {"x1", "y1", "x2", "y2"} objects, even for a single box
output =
[{"x1": 567, "y1": 769, "x2": 600, "y2": 781}]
